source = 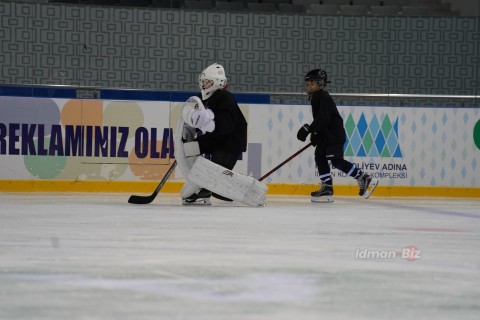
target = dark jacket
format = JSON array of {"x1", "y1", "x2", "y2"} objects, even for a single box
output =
[
  {"x1": 309, "y1": 90, "x2": 346, "y2": 147},
  {"x1": 196, "y1": 89, "x2": 247, "y2": 155}
]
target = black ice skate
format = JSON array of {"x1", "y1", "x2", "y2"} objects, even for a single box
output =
[
  {"x1": 311, "y1": 183, "x2": 334, "y2": 203},
  {"x1": 357, "y1": 172, "x2": 378, "y2": 199},
  {"x1": 182, "y1": 188, "x2": 212, "y2": 205}
]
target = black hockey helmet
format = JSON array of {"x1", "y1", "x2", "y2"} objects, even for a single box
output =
[{"x1": 304, "y1": 69, "x2": 330, "y2": 87}]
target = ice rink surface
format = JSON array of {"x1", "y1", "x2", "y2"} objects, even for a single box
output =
[{"x1": 1, "y1": 192, "x2": 479, "y2": 320}]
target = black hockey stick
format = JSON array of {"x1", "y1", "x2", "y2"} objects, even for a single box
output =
[
  {"x1": 259, "y1": 142, "x2": 312, "y2": 181},
  {"x1": 128, "y1": 160, "x2": 177, "y2": 204}
]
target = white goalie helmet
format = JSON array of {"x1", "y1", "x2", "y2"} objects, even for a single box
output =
[{"x1": 198, "y1": 63, "x2": 227, "y2": 100}]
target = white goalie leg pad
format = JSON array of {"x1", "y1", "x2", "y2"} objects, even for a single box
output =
[
  {"x1": 186, "y1": 157, "x2": 268, "y2": 207},
  {"x1": 174, "y1": 119, "x2": 201, "y2": 198},
  {"x1": 174, "y1": 119, "x2": 197, "y2": 178}
]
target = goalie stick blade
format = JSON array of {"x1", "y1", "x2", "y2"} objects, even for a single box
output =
[
  {"x1": 212, "y1": 193, "x2": 233, "y2": 202},
  {"x1": 128, "y1": 160, "x2": 177, "y2": 205},
  {"x1": 128, "y1": 194, "x2": 156, "y2": 205},
  {"x1": 363, "y1": 179, "x2": 379, "y2": 199}
]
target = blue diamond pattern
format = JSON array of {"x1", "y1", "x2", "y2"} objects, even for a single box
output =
[
  {"x1": 357, "y1": 113, "x2": 368, "y2": 138},
  {"x1": 374, "y1": 130, "x2": 386, "y2": 155},
  {"x1": 350, "y1": 129, "x2": 362, "y2": 154},
  {"x1": 451, "y1": 158, "x2": 456, "y2": 169},
  {"x1": 268, "y1": 119, "x2": 273, "y2": 131},
  {"x1": 421, "y1": 113, "x2": 427, "y2": 125},
  {"x1": 288, "y1": 119, "x2": 294, "y2": 131},
  {"x1": 277, "y1": 110, "x2": 283, "y2": 123},
  {"x1": 298, "y1": 111, "x2": 304, "y2": 123},
  {"x1": 461, "y1": 167, "x2": 467, "y2": 179},
  {"x1": 386, "y1": 130, "x2": 398, "y2": 156},
  {"x1": 393, "y1": 145, "x2": 402, "y2": 157},
  {"x1": 370, "y1": 114, "x2": 381, "y2": 138},
  {"x1": 411, "y1": 122, "x2": 417, "y2": 134},
  {"x1": 297, "y1": 165, "x2": 303, "y2": 177},
  {"x1": 357, "y1": 145, "x2": 366, "y2": 157},
  {"x1": 369, "y1": 144, "x2": 379, "y2": 157},
  {"x1": 341, "y1": 113, "x2": 402, "y2": 158}
]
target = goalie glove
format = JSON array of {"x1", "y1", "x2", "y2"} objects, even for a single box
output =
[
  {"x1": 297, "y1": 124, "x2": 310, "y2": 142},
  {"x1": 191, "y1": 109, "x2": 215, "y2": 133},
  {"x1": 181, "y1": 100, "x2": 215, "y2": 133}
]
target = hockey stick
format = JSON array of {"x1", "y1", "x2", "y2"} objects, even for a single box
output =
[
  {"x1": 128, "y1": 142, "x2": 311, "y2": 204},
  {"x1": 259, "y1": 142, "x2": 312, "y2": 181},
  {"x1": 128, "y1": 160, "x2": 177, "y2": 204}
]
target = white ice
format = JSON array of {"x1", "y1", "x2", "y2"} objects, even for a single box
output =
[{"x1": 0, "y1": 192, "x2": 479, "y2": 320}]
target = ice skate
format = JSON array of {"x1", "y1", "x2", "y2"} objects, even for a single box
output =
[
  {"x1": 357, "y1": 172, "x2": 378, "y2": 199},
  {"x1": 182, "y1": 188, "x2": 212, "y2": 205},
  {"x1": 311, "y1": 183, "x2": 334, "y2": 203}
]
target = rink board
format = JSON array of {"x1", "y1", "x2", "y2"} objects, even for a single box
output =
[{"x1": 0, "y1": 95, "x2": 479, "y2": 197}]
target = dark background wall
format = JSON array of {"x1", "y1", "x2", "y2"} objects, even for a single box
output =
[
  {"x1": 1, "y1": 1, "x2": 479, "y2": 103},
  {"x1": 448, "y1": 0, "x2": 480, "y2": 16}
]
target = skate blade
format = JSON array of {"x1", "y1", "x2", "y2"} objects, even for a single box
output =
[
  {"x1": 311, "y1": 196, "x2": 334, "y2": 203},
  {"x1": 363, "y1": 179, "x2": 379, "y2": 199},
  {"x1": 182, "y1": 198, "x2": 211, "y2": 206}
]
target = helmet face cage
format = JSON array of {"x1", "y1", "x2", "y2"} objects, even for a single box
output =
[
  {"x1": 198, "y1": 63, "x2": 227, "y2": 99},
  {"x1": 304, "y1": 69, "x2": 328, "y2": 87}
]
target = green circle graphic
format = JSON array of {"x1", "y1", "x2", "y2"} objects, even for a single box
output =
[
  {"x1": 474, "y1": 119, "x2": 480, "y2": 150},
  {"x1": 24, "y1": 138, "x2": 67, "y2": 179}
]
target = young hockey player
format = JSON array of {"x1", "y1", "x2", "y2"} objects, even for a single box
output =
[
  {"x1": 181, "y1": 63, "x2": 248, "y2": 205},
  {"x1": 297, "y1": 68, "x2": 377, "y2": 203}
]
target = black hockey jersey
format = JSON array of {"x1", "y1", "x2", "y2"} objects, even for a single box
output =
[
  {"x1": 309, "y1": 90, "x2": 346, "y2": 147},
  {"x1": 196, "y1": 89, "x2": 247, "y2": 155}
]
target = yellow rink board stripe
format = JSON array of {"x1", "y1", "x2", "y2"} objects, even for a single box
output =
[{"x1": 0, "y1": 180, "x2": 479, "y2": 198}]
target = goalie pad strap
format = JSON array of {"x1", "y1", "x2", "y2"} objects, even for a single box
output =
[
  {"x1": 184, "y1": 141, "x2": 200, "y2": 157},
  {"x1": 186, "y1": 157, "x2": 268, "y2": 207}
]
